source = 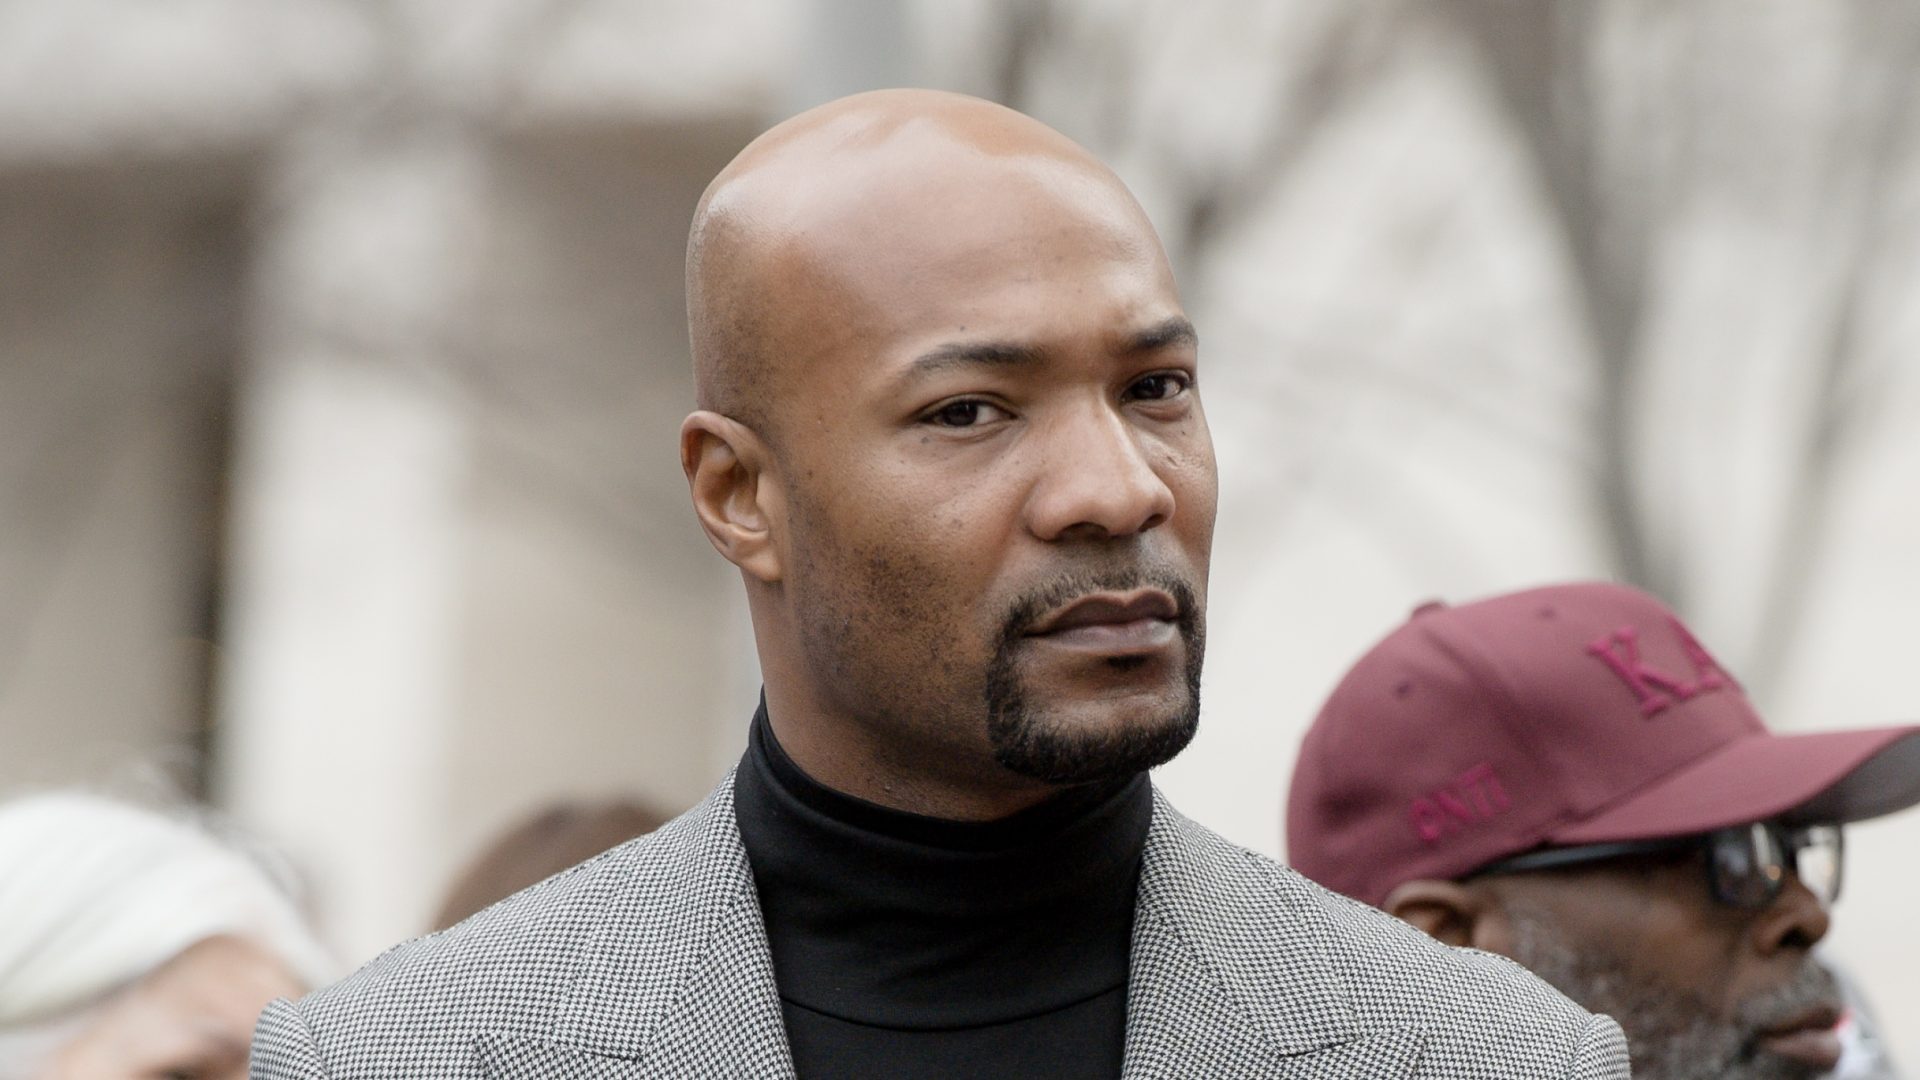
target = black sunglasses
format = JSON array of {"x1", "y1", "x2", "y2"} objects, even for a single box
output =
[{"x1": 1472, "y1": 821, "x2": 1843, "y2": 910}]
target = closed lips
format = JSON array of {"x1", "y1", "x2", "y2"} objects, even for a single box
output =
[
  {"x1": 1753, "y1": 1005, "x2": 1843, "y2": 1071},
  {"x1": 1026, "y1": 590, "x2": 1179, "y2": 635}
]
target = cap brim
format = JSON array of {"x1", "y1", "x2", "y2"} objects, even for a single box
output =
[{"x1": 1551, "y1": 725, "x2": 1920, "y2": 844}]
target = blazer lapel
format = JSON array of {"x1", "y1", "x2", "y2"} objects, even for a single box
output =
[
  {"x1": 1270, "y1": 1029, "x2": 1425, "y2": 1079},
  {"x1": 631, "y1": 869, "x2": 795, "y2": 1077},
  {"x1": 476, "y1": 774, "x2": 796, "y2": 1079},
  {"x1": 473, "y1": 1034, "x2": 651, "y2": 1079},
  {"x1": 1123, "y1": 792, "x2": 1425, "y2": 1079}
]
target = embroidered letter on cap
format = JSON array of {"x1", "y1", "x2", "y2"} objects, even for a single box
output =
[
  {"x1": 1408, "y1": 762, "x2": 1513, "y2": 844},
  {"x1": 1587, "y1": 618, "x2": 1735, "y2": 717}
]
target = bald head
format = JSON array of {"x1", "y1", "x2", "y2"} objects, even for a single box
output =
[
  {"x1": 685, "y1": 89, "x2": 1165, "y2": 438},
  {"x1": 679, "y1": 89, "x2": 1209, "y2": 820}
]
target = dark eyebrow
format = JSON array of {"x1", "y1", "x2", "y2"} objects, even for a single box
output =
[
  {"x1": 902, "y1": 340, "x2": 1046, "y2": 381},
  {"x1": 1121, "y1": 316, "x2": 1198, "y2": 355},
  {"x1": 899, "y1": 316, "x2": 1196, "y2": 386}
]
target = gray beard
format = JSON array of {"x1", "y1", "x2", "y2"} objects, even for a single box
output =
[{"x1": 1506, "y1": 906, "x2": 1838, "y2": 1080}]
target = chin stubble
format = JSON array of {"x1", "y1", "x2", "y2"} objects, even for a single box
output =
[{"x1": 982, "y1": 568, "x2": 1204, "y2": 784}]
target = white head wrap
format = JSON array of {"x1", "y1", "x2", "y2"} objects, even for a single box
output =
[{"x1": 0, "y1": 792, "x2": 332, "y2": 1038}]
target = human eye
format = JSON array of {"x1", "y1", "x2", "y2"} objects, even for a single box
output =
[
  {"x1": 1123, "y1": 371, "x2": 1192, "y2": 403},
  {"x1": 922, "y1": 398, "x2": 1011, "y2": 428}
]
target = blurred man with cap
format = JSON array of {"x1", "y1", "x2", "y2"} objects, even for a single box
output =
[{"x1": 1289, "y1": 580, "x2": 1920, "y2": 1080}]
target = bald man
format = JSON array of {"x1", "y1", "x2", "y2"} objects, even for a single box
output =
[{"x1": 251, "y1": 91, "x2": 1628, "y2": 1080}]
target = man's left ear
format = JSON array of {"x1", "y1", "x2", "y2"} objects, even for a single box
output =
[{"x1": 1383, "y1": 879, "x2": 1515, "y2": 957}]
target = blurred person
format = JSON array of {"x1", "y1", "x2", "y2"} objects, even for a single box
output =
[
  {"x1": 252, "y1": 90, "x2": 1626, "y2": 1079},
  {"x1": 1288, "y1": 581, "x2": 1920, "y2": 1080},
  {"x1": 0, "y1": 792, "x2": 331, "y2": 1080},
  {"x1": 430, "y1": 799, "x2": 669, "y2": 930}
]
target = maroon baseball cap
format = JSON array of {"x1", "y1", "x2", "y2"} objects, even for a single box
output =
[{"x1": 1286, "y1": 581, "x2": 1920, "y2": 908}]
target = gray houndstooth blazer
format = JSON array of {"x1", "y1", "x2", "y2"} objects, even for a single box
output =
[{"x1": 252, "y1": 777, "x2": 1630, "y2": 1078}]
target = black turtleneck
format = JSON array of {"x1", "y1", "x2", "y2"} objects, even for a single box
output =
[{"x1": 732, "y1": 701, "x2": 1152, "y2": 1079}]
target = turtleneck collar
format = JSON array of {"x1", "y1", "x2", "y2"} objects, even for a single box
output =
[{"x1": 732, "y1": 697, "x2": 1152, "y2": 1030}]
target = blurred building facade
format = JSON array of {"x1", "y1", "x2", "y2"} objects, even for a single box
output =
[{"x1": 2, "y1": 0, "x2": 1917, "y2": 1062}]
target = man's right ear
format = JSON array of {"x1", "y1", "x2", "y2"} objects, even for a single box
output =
[
  {"x1": 680, "y1": 411, "x2": 784, "y2": 584},
  {"x1": 1383, "y1": 879, "x2": 1505, "y2": 952}
]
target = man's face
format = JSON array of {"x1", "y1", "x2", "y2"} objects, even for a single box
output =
[
  {"x1": 1494, "y1": 849, "x2": 1840, "y2": 1080},
  {"x1": 761, "y1": 153, "x2": 1216, "y2": 793}
]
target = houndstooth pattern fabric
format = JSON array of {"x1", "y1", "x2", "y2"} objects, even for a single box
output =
[
  {"x1": 1123, "y1": 793, "x2": 1630, "y2": 1079},
  {"x1": 252, "y1": 776, "x2": 1629, "y2": 1079}
]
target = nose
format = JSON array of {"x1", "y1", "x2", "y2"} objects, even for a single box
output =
[
  {"x1": 1751, "y1": 873, "x2": 1832, "y2": 956},
  {"x1": 1024, "y1": 399, "x2": 1176, "y2": 542}
]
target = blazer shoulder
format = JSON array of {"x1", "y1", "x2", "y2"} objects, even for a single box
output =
[
  {"x1": 1147, "y1": 796, "x2": 1624, "y2": 1076},
  {"x1": 1296, "y1": 863, "x2": 1596, "y2": 1029},
  {"x1": 279, "y1": 780, "x2": 737, "y2": 1075}
]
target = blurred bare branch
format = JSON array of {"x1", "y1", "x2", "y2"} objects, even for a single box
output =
[
  {"x1": 1444, "y1": 1, "x2": 1671, "y2": 602},
  {"x1": 1746, "y1": 8, "x2": 1920, "y2": 681}
]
